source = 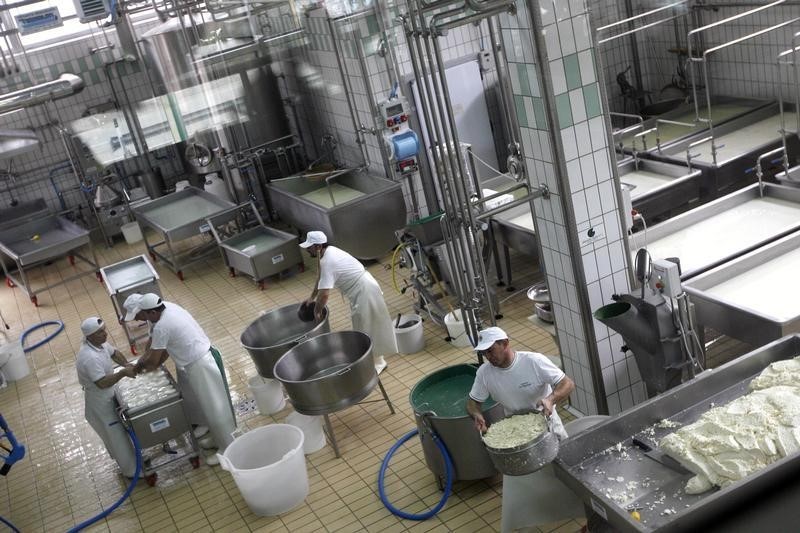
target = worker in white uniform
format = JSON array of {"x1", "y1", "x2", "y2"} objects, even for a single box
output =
[
  {"x1": 75, "y1": 317, "x2": 139, "y2": 478},
  {"x1": 466, "y1": 326, "x2": 574, "y2": 439},
  {"x1": 122, "y1": 294, "x2": 209, "y2": 441},
  {"x1": 300, "y1": 230, "x2": 397, "y2": 373},
  {"x1": 125, "y1": 293, "x2": 236, "y2": 465}
]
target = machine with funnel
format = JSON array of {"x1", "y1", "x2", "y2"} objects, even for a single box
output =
[{"x1": 594, "y1": 250, "x2": 704, "y2": 397}]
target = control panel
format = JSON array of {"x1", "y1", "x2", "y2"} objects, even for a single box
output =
[
  {"x1": 650, "y1": 259, "x2": 682, "y2": 298},
  {"x1": 379, "y1": 97, "x2": 411, "y2": 133},
  {"x1": 379, "y1": 95, "x2": 419, "y2": 175}
]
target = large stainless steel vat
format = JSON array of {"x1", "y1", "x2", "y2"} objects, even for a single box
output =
[
  {"x1": 265, "y1": 169, "x2": 407, "y2": 260},
  {"x1": 274, "y1": 331, "x2": 376, "y2": 415},
  {"x1": 240, "y1": 304, "x2": 330, "y2": 379},
  {"x1": 410, "y1": 364, "x2": 503, "y2": 484}
]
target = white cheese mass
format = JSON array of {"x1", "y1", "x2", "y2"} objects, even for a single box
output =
[
  {"x1": 659, "y1": 356, "x2": 800, "y2": 494},
  {"x1": 483, "y1": 412, "x2": 548, "y2": 449}
]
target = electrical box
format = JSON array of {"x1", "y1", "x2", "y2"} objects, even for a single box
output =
[
  {"x1": 379, "y1": 96, "x2": 410, "y2": 134},
  {"x1": 478, "y1": 50, "x2": 494, "y2": 72},
  {"x1": 15, "y1": 7, "x2": 62, "y2": 35},
  {"x1": 650, "y1": 259, "x2": 682, "y2": 298},
  {"x1": 72, "y1": 0, "x2": 111, "y2": 23}
]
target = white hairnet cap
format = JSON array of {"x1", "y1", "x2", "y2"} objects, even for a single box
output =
[
  {"x1": 123, "y1": 293, "x2": 143, "y2": 322},
  {"x1": 473, "y1": 326, "x2": 508, "y2": 351},
  {"x1": 80, "y1": 317, "x2": 105, "y2": 337}
]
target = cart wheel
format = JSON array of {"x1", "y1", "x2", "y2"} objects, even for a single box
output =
[
  {"x1": 177, "y1": 271, "x2": 184, "y2": 281},
  {"x1": 229, "y1": 267, "x2": 236, "y2": 278},
  {"x1": 130, "y1": 345, "x2": 138, "y2": 355},
  {"x1": 189, "y1": 456, "x2": 200, "y2": 469},
  {"x1": 149, "y1": 251, "x2": 156, "y2": 262},
  {"x1": 145, "y1": 473, "x2": 157, "y2": 487},
  {"x1": 258, "y1": 281, "x2": 265, "y2": 291},
  {"x1": 68, "y1": 255, "x2": 75, "y2": 266},
  {"x1": 95, "y1": 272, "x2": 103, "y2": 282},
  {"x1": 30, "y1": 295, "x2": 38, "y2": 307},
  {"x1": 298, "y1": 262, "x2": 305, "y2": 273},
  {"x1": 5, "y1": 277, "x2": 13, "y2": 288}
]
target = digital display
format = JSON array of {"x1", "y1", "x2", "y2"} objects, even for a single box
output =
[
  {"x1": 385, "y1": 103, "x2": 404, "y2": 117},
  {"x1": 15, "y1": 7, "x2": 62, "y2": 35}
]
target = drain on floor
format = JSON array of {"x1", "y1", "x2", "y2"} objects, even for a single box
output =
[{"x1": 234, "y1": 398, "x2": 259, "y2": 420}]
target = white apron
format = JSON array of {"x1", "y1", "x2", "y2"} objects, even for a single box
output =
[
  {"x1": 84, "y1": 388, "x2": 137, "y2": 477},
  {"x1": 181, "y1": 351, "x2": 236, "y2": 451},
  {"x1": 341, "y1": 271, "x2": 398, "y2": 356},
  {"x1": 175, "y1": 365, "x2": 208, "y2": 427}
]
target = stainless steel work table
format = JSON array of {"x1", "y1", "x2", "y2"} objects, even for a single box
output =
[
  {"x1": 0, "y1": 211, "x2": 100, "y2": 306},
  {"x1": 132, "y1": 186, "x2": 237, "y2": 280},
  {"x1": 554, "y1": 334, "x2": 800, "y2": 532}
]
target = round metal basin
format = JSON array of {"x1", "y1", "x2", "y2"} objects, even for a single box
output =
[
  {"x1": 410, "y1": 364, "x2": 503, "y2": 482},
  {"x1": 484, "y1": 416, "x2": 559, "y2": 476},
  {"x1": 240, "y1": 304, "x2": 330, "y2": 379},
  {"x1": 273, "y1": 331, "x2": 376, "y2": 416}
]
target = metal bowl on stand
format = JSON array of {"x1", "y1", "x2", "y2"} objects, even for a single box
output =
[
  {"x1": 240, "y1": 304, "x2": 330, "y2": 379},
  {"x1": 527, "y1": 283, "x2": 554, "y2": 324},
  {"x1": 273, "y1": 331, "x2": 377, "y2": 415}
]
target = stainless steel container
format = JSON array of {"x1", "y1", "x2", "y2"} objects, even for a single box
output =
[
  {"x1": 240, "y1": 304, "x2": 330, "y2": 379},
  {"x1": 410, "y1": 364, "x2": 503, "y2": 484},
  {"x1": 273, "y1": 331, "x2": 376, "y2": 415},
  {"x1": 484, "y1": 418, "x2": 559, "y2": 476}
]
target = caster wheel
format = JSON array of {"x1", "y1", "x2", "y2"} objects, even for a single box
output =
[
  {"x1": 506, "y1": 286, "x2": 516, "y2": 292},
  {"x1": 68, "y1": 255, "x2": 75, "y2": 266},
  {"x1": 229, "y1": 267, "x2": 236, "y2": 278},
  {"x1": 258, "y1": 281, "x2": 265, "y2": 291},
  {"x1": 496, "y1": 281, "x2": 506, "y2": 287},
  {"x1": 495, "y1": 313, "x2": 504, "y2": 320},
  {"x1": 96, "y1": 272, "x2": 103, "y2": 282},
  {"x1": 149, "y1": 252, "x2": 156, "y2": 262},
  {"x1": 298, "y1": 262, "x2": 305, "y2": 273},
  {"x1": 145, "y1": 473, "x2": 157, "y2": 487},
  {"x1": 177, "y1": 271, "x2": 184, "y2": 281},
  {"x1": 189, "y1": 456, "x2": 200, "y2": 469},
  {"x1": 130, "y1": 345, "x2": 138, "y2": 355},
  {"x1": 5, "y1": 278, "x2": 13, "y2": 288},
  {"x1": 30, "y1": 296, "x2": 38, "y2": 307}
]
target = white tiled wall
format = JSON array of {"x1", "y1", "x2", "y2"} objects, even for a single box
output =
[{"x1": 500, "y1": 0, "x2": 644, "y2": 416}]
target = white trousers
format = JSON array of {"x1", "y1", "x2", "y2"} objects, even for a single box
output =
[
  {"x1": 84, "y1": 391, "x2": 137, "y2": 477},
  {"x1": 182, "y1": 351, "x2": 236, "y2": 451}
]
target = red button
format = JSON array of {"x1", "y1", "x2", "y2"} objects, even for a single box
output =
[
  {"x1": 401, "y1": 115, "x2": 408, "y2": 122},
  {"x1": 386, "y1": 119, "x2": 393, "y2": 127}
]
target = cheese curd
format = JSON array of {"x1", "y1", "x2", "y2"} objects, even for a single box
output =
[
  {"x1": 117, "y1": 369, "x2": 177, "y2": 409},
  {"x1": 483, "y1": 412, "x2": 548, "y2": 449},
  {"x1": 660, "y1": 355, "x2": 800, "y2": 494}
]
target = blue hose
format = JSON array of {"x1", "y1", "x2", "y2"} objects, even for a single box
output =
[
  {"x1": 0, "y1": 416, "x2": 142, "y2": 533},
  {"x1": 20, "y1": 321, "x2": 64, "y2": 354},
  {"x1": 378, "y1": 428, "x2": 453, "y2": 520},
  {"x1": 0, "y1": 514, "x2": 19, "y2": 533},
  {"x1": 67, "y1": 425, "x2": 142, "y2": 533}
]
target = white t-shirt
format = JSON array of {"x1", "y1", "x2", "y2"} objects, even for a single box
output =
[
  {"x1": 150, "y1": 302, "x2": 210, "y2": 367},
  {"x1": 76, "y1": 341, "x2": 117, "y2": 398},
  {"x1": 318, "y1": 246, "x2": 366, "y2": 291},
  {"x1": 470, "y1": 351, "x2": 566, "y2": 414}
]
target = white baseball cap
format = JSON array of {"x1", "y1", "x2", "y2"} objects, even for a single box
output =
[
  {"x1": 473, "y1": 326, "x2": 509, "y2": 351},
  {"x1": 123, "y1": 292, "x2": 162, "y2": 321},
  {"x1": 81, "y1": 317, "x2": 105, "y2": 337},
  {"x1": 299, "y1": 230, "x2": 327, "y2": 248}
]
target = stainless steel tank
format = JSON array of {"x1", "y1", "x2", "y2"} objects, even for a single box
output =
[
  {"x1": 409, "y1": 364, "x2": 503, "y2": 485},
  {"x1": 140, "y1": 15, "x2": 290, "y2": 184}
]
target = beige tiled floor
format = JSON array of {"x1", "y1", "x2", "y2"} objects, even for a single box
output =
[{"x1": 0, "y1": 230, "x2": 585, "y2": 532}]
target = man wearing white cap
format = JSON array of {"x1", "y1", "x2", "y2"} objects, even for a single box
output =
[
  {"x1": 124, "y1": 293, "x2": 236, "y2": 464},
  {"x1": 75, "y1": 316, "x2": 139, "y2": 478},
  {"x1": 300, "y1": 230, "x2": 397, "y2": 373},
  {"x1": 466, "y1": 326, "x2": 574, "y2": 439}
]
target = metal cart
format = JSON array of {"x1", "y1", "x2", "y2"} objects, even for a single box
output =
[
  {"x1": 132, "y1": 186, "x2": 237, "y2": 280},
  {"x1": 0, "y1": 209, "x2": 101, "y2": 306},
  {"x1": 115, "y1": 365, "x2": 200, "y2": 486},
  {"x1": 206, "y1": 202, "x2": 304, "y2": 290},
  {"x1": 100, "y1": 255, "x2": 160, "y2": 353}
]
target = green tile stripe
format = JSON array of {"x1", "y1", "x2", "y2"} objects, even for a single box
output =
[
  {"x1": 564, "y1": 54, "x2": 581, "y2": 91},
  {"x1": 555, "y1": 93, "x2": 573, "y2": 129},
  {"x1": 583, "y1": 84, "x2": 602, "y2": 118}
]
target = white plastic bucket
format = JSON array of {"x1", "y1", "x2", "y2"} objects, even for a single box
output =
[
  {"x1": 121, "y1": 222, "x2": 143, "y2": 245},
  {"x1": 204, "y1": 173, "x2": 232, "y2": 202},
  {"x1": 0, "y1": 340, "x2": 28, "y2": 381},
  {"x1": 444, "y1": 310, "x2": 471, "y2": 348},
  {"x1": 175, "y1": 179, "x2": 191, "y2": 191},
  {"x1": 394, "y1": 313, "x2": 425, "y2": 354},
  {"x1": 286, "y1": 411, "x2": 326, "y2": 454},
  {"x1": 217, "y1": 424, "x2": 308, "y2": 516},
  {"x1": 248, "y1": 376, "x2": 286, "y2": 415}
]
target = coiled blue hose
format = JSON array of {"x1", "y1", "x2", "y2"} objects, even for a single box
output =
[
  {"x1": 378, "y1": 428, "x2": 453, "y2": 520},
  {"x1": 67, "y1": 425, "x2": 142, "y2": 533},
  {"x1": 20, "y1": 320, "x2": 64, "y2": 353}
]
